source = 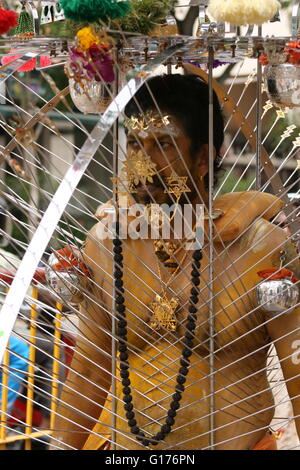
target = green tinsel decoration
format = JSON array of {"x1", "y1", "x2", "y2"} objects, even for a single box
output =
[
  {"x1": 60, "y1": 0, "x2": 131, "y2": 23},
  {"x1": 66, "y1": 0, "x2": 177, "y2": 37},
  {"x1": 115, "y1": 0, "x2": 177, "y2": 35},
  {"x1": 13, "y1": 8, "x2": 34, "y2": 37}
]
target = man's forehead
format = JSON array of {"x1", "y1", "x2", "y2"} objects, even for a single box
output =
[{"x1": 127, "y1": 130, "x2": 174, "y2": 140}]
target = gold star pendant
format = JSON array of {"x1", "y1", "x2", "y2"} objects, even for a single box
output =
[
  {"x1": 165, "y1": 172, "x2": 191, "y2": 199},
  {"x1": 150, "y1": 294, "x2": 179, "y2": 331}
]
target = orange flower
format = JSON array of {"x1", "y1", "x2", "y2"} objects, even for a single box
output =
[
  {"x1": 53, "y1": 246, "x2": 90, "y2": 276},
  {"x1": 257, "y1": 268, "x2": 298, "y2": 284},
  {"x1": 288, "y1": 50, "x2": 300, "y2": 65},
  {"x1": 259, "y1": 54, "x2": 269, "y2": 65},
  {"x1": 286, "y1": 41, "x2": 300, "y2": 49}
]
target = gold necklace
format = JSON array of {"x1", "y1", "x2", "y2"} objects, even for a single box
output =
[
  {"x1": 149, "y1": 247, "x2": 189, "y2": 332},
  {"x1": 153, "y1": 208, "x2": 224, "y2": 272},
  {"x1": 145, "y1": 193, "x2": 181, "y2": 235}
]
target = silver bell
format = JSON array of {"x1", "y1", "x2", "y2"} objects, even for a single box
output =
[
  {"x1": 45, "y1": 252, "x2": 81, "y2": 302},
  {"x1": 256, "y1": 278, "x2": 299, "y2": 316}
]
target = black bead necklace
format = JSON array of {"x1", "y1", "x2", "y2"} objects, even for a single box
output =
[{"x1": 113, "y1": 222, "x2": 202, "y2": 447}]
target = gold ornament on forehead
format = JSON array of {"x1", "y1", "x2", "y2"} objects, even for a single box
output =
[
  {"x1": 124, "y1": 110, "x2": 180, "y2": 138},
  {"x1": 150, "y1": 294, "x2": 179, "y2": 332},
  {"x1": 165, "y1": 171, "x2": 191, "y2": 200}
]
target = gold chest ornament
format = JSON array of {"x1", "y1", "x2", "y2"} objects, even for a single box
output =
[{"x1": 149, "y1": 294, "x2": 180, "y2": 331}]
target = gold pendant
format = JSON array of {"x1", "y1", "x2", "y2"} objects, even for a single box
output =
[
  {"x1": 164, "y1": 171, "x2": 191, "y2": 200},
  {"x1": 163, "y1": 257, "x2": 178, "y2": 273},
  {"x1": 153, "y1": 240, "x2": 179, "y2": 272},
  {"x1": 150, "y1": 294, "x2": 179, "y2": 331},
  {"x1": 123, "y1": 149, "x2": 157, "y2": 187}
]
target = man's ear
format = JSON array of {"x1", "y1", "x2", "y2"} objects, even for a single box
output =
[{"x1": 195, "y1": 144, "x2": 216, "y2": 178}]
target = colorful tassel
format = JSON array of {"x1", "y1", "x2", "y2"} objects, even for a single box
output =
[
  {"x1": 1, "y1": 54, "x2": 52, "y2": 72},
  {"x1": 60, "y1": 0, "x2": 131, "y2": 23},
  {"x1": 0, "y1": 8, "x2": 18, "y2": 35}
]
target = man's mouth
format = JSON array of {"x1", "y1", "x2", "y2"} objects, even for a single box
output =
[{"x1": 137, "y1": 183, "x2": 162, "y2": 193}]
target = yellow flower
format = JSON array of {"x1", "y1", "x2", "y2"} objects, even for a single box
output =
[{"x1": 76, "y1": 26, "x2": 99, "y2": 50}]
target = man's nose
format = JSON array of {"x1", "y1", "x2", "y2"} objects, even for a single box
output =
[{"x1": 142, "y1": 142, "x2": 168, "y2": 173}]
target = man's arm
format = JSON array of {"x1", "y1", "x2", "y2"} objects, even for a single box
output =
[
  {"x1": 264, "y1": 232, "x2": 300, "y2": 439},
  {"x1": 267, "y1": 311, "x2": 300, "y2": 439},
  {"x1": 51, "y1": 313, "x2": 112, "y2": 450},
  {"x1": 51, "y1": 229, "x2": 113, "y2": 450}
]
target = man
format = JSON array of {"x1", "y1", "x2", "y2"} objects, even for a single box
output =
[{"x1": 51, "y1": 74, "x2": 300, "y2": 450}]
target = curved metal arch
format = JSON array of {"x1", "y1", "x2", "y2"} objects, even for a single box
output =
[
  {"x1": 0, "y1": 40, "x2": 191, "y2": 362},
  {"x1": 183, "y1": 62, "x2": 300, "y2": 240}
]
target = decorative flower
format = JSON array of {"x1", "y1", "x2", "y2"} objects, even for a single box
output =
[
  {"x1": 68, "y1": 39, "x2": 115, "y2": 83},
  {"x1": 261, "y1": 41, "x2": 300, "y2": 66},
  {"x1": 60, "y1": 0, "x2": 131, "y2": 23},
  {"x1": 76, "y1": 26, "x2": 99, "y2": 50},
  {"x1": 257, "y1": 268, "x2": 298, "y2": 284},
  {"x1": 53, "y1": 246, "x2": 90, "y2": 276},
  {"x1": 207, "y1": 0, "x2": 280, "y2": 26},
  {"x1": 285, "y1": 41, "x2": 300, "y2": 66},
  {"x1": 259, "y1": 54, "x2": 269, "y2": 66},
  {"x1": 0, "y1": 8, "x2": 18, "y2": 35},
  {"x1": 85, "y1": 46, "x2": 115, "y2": 82}
]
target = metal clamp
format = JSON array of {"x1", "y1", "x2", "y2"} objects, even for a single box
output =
[
  {"x1": 53, "y1": 1, "x2": 65, "y2": 21},
  {"x1": 27, "y1": 1, "x2": 39, "y2": 36},
  {"x1": 292, "y1": 0, "x2": 300, "y2": 37},
  {"x1": 40, "y1": 1, "x2": 53, "y2": 24}
]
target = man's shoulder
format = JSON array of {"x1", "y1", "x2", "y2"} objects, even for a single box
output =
[
  {"x1": 212, "y1": 190, "x2": 284, "y2": 243},
  {"x1": 82, "y1": 200, "x2": 116, "y2": 263},
  {"x1": 238, "y1": 216, "x2": 300, "y2": 280},
  {"x1": 239, "y1": 217, "x2": 287, "y2": 252}
]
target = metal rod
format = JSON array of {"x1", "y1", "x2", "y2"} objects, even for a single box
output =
[
  {"x1": 111, "y1": 46, "x2": 121, "y2": 450},
  {"x1": 208, "y1": 44, "x2": 215, "y2": 450},
  {"x1": 255, "y1": 26, "x2": 263, "y2": 190},
  {"x1": 0, "y1": 343, "x2": 9, "y2": 450},
  {"x1": 24, "y1": 286, "x2": 38, "y2": 450},
  {"x1": 50, "y1": 302, "x2": 62, "y2": 430}
]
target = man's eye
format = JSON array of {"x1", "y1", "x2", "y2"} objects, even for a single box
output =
[
  {"x1": 159, "y1": 141, "x2": 172, "y2": 149},
  {"x1": 128, "y1": 140, "x2": 139, "y2": 147}
]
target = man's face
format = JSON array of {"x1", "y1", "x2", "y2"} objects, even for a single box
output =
[{"x1": 125, "y1": 112, "x2": 200, "y2": 206}]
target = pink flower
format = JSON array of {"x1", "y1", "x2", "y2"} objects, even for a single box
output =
[{"x1": 68, "y1": 45, "x2": 115, "y2": 83}]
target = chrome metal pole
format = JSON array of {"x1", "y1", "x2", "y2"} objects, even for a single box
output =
[
  {"x1": 256, "y1": 25, "x2": 263, "y2": 190},
  {"x1": 111, "y1": 49, "x2": 120, "y2": 450},
  {"x1": 208, "y1": 44, "x2": 215, "y2": 450}
]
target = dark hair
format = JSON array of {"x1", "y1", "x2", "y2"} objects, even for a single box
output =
[{"x1": 124, "y1": 73, "x2": 224, "y2": 186}]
